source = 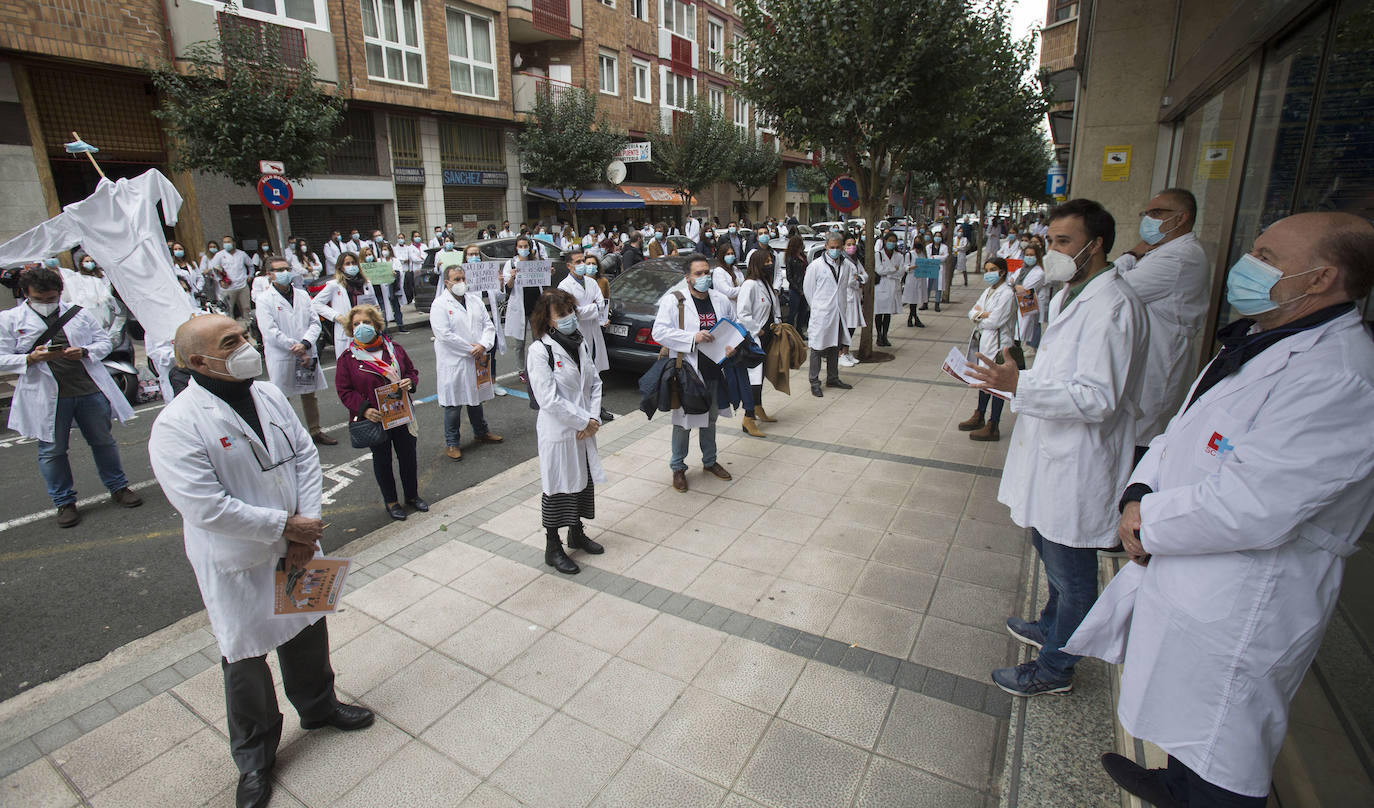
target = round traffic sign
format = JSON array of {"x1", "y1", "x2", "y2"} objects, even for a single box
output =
[
  {"x1": 257, "y1": 176, "x2": 293, "y2": 210},
  {"x1": 827, "y1": 176, "x2": 860, "y2": 213}
]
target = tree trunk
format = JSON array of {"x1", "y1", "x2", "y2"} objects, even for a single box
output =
[{"x1": 561, "y1": 191, "x2": 579, "y2": 236}]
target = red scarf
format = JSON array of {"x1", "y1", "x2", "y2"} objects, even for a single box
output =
[{"x1": 351, "y1": 336, "x2": 399, "y2": 382}]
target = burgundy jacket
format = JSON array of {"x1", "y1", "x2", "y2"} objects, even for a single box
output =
[{"x1": 334, "y1": 339, "x2": 420, "y2": 422}]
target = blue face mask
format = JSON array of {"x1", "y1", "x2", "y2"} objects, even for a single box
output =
[
  {"x1": 984, "y1": 271, "x2": 1001, "y2": 285},
  {"x1": 583, "y1": 263, "x2": 598, "y2": 276},
  {"x1": 466, "y1": 255, "x2": 480, "y2": 263},
  {"x1": 885, "y1": 242, "x2": 896, "y2": 251},
  {"x1": 1024, "y1": 254, "x2": 1038, "y2": 267},
  {"x1": 555, "y1": 313, "x2": 579, "y2": 334},
  {"x1": 724, "y1": 254, "x2": 736, "y2": 265},
  {"x1": 934, "y1": 237, "x2": 942, "y2": 244},
  {"x1": 444, "y1": 242, "x2": 455, "y2": 251},
  {"x1": 43, "y1": 258, "x2": 59, "y2": 268},
  {"x1": 757, "y1": 234, "x2": 770, "y2": 246},
  {"x1": 352, "y1": 323, "x2": 377, "y2": 344},
  {"x1": 274, "y1": 270, "x2": 294, "y2": 285},
  {"x1": 173, "y1": 249, "x2": 185, "y2": 259},
  {"x1": 692, "y1": 275, "x2": 712, "y2": 292},
  {"x1": 1139, "y1": 214, "x2": 1180, "y2": 246},
  {"x1": 827, "y1": 247, "x2": 843, "y2": 261},
  {"x1": 208, "y1": 245, "x2": 219, "y2": 254},
  {"x1": 728, "y1": 226, "x2": 737, "y2": 234},
  {"x1": 517, "y1": 247, "x2": 530, "y2": 258},
  {"x1": 1225, "y1": 254, "x2": 1321, "y2": 316}
]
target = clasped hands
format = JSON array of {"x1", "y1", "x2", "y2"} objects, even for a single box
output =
[{"x1": 283, "y1": 514, "x2": 323, "y2": 570}]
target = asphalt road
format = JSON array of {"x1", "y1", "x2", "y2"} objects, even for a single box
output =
[{"x1": 0, "y1": 323, "x2": 648, "y2": 701}]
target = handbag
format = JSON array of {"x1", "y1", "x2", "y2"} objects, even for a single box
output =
[{"x1": 348, "y1": 418, "x2": 386, "y2": 449}]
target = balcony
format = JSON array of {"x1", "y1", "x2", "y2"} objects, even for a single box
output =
[
  {"x1": 513, "y1": 72, "x2": 578, "y2": 113},
  {"x1": 508, "y1": 0, "x2": 582, "y2": 42}
]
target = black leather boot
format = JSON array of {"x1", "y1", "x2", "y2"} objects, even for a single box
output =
[
  {"x1": 568, "y1": 522, "x2": 604, "y2": 554},
  {"x1": 545, "y1": 530, "x2": 579, "y2": 574}
]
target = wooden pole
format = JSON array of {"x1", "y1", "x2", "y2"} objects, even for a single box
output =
[{"x1": 70, "y1": 131, "x2": 106, "y2": 179}]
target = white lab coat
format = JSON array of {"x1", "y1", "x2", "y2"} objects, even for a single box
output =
[
  {"x1": 0, "y1": 300, "x2": 134, "y2": 442},
  {"x1": 1066, "y1": 308, "x2": 1374, "y2": 797},
  {"x1": 502, "y1": 258, "x2": 549, "y2": 340},
  {"x1": 968, "y1": 282, "x2": 1016, "y2": 357},
  {"x1": 321, "y1": 239, "x2": 343, "y2": 272},
  {"x1": 557, "y1": 274, "x2": 610, "y2": 373},
  {"x1": 873, "y1": 247, "x2": 905, "y2": 316},
  {"x1": 311, "y1": 278, "x2": 378, "y2": 358},
  {"x1": 287, "y1": 251, "x2": 323, "y2": 281},
  {"x1": 431, "y1": 287, "x2": 497, "y2": 407},
  {"x1": 841, "y1": 257, "x2": 865, "y2": 329},
  {"x1": 149, "y1": 380, "x2": 323, "y2": 662},
  {"x1": 1011, "y1": 264, "x2": 1046, "y2": 340},
  {"x1": 802, "y1": 256, "x2": 851, "y2": 351},
  {"x1": 711, "y1": 264, "x2": 745, "y2": 301},
  {"x1": 1118, "y1": 232, "x2": 1211, "y2": 445},
  {"x1": 210, "y1": 250, "x2": 253, "y2": 291},
  {"x1": 255, "y1": 284, "x2": 326, "y2": 396},
  {"x1": 736, "y1": 278, "x2": 779, "y2": 386},
  {"x1": 59, "y1": 269, "x2": 118, "y2": 332},
  {"x1": 651, "y1": 287, "x2": 736, "y2": 429},
  {"x1": 997, "y1": 267, "x2": 1149, "y2": 547},
  {"x1": 684, "y1": 218, "x2": 701, "y2": 243},
  {"x1": 527, "y1": 334, "x2": 606, "y2": 495},
  {"x1": 173, "y1": 262, "x2": 203, "y2": 297}
]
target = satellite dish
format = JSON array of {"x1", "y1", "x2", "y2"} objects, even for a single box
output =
[{"x1": 606, "y1": 160, "x2": 627, "y2": 185}]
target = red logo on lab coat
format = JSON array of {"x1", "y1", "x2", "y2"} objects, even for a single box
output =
[
  {"x1": 1205, "y1": 432, "x2": 1234, "y2": 456},
  {"x1": 220, "y1": 436, "x2": 233, "y2": 448}
]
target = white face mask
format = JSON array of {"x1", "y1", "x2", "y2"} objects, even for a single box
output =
[
  {"x1": 203, "y1": 342, "x2": 262, "y2": 380},
  {"x1": 449, "y1": 281, "x2": 468, "y2": 297},
  {"x1": 29, "y1": 300, "x2": 59, "y2": 317},
  {"x1": 1041, "y1": 241, "x2": 1093, "y2": 283}
]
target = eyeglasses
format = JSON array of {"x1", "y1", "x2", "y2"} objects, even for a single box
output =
[
  {"x1": 248, "y1": 423, "x2": 299, "y2": 473},
  {"x1": 1139, "y1": 209, "x2": 1179, "y2": 219}
]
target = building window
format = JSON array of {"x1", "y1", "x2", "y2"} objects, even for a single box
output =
[
  {"x1": 597, "y1": 0, "x2": 615, "y2": 7},
  {"x1": 630, "y1": 0, "x2": 647, "y2": 21},
  {"x1": 440, "y1": 120, "x2": 504, "y2": 170},
  {"x1": 327, "y1": 108, "x2": 379, "y2": 175},
  {"x1": 389, "y1": 115, "x2": 422, "y2": 167},
  {"x1": 360, "y1": 0, "x2": 424, "y2": 86},
  {"x1": 1052, "y1": 1, "x2": 1078, "y2": 22},
  {"x1": 707, "y1": 84, "x2": 724, "y2": 115},
  {"x1": 445, "y1": 7, "x2": 497, "y2": 98},
  {"x1": 632, "y1": 58, "x2": 652, "y2": 102},
  {"x1": 707, "y1": 18, "x2": 724, "y2": 72},
  {"x1": 202, "y1": 0, "x2": 329, "y2": 31},
  {"x1": 732, "y1": 32, "x2": 747, "y2": 76},
  {"x1": 660, "y1": 0, "x2": 695, "y2": 41},
  {"x1": 662, "y1": 68, "x2": 694, "y2": 110},
  {"x1": 733, "y1": 95, "x2": 748, "y2": 130},
  {"x1": 598, "y1": 50, "x2": 619, "y2": 95}
]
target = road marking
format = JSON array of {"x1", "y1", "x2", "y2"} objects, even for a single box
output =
[
  {"x1": 0, "y1": 478, "x2": 160, "y2": 534},
  {"x1": 0, "y1": 528, "x2": 180, "y2": 563},
  {"x1": 320, "y1": 452, "x2": 376, "y2": 505}
]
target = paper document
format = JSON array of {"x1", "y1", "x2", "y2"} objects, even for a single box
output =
[
  {"x1": 698, "y1": 318, "x2": 747, "y2": 364},
  {"x1": 375, "y1": 382, "x2": 414, "y2": 429},
  {"x1": 274, "y1": 557, "x2": 350, "y2": 616},
  {"x1": 942, "y1": 347, "x2": 1013, "y2": 401}
]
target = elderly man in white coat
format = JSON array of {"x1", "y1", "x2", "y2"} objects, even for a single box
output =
[
  {"x1": 149, "y1": 315, "x2": 373, "y2": 808},
  {"x1": 1065, "y1": 213, "x2": 1374, "y2": 808},
  {"x1": 966, "y1": 199, "x2": 1148, "y2": 697},
  {"x1": 872, "y1": 232, "x2": 905, "y2": 346},
  {"x1": 652, "y1": 255, "x2": 737, "y2": 493},
  {"x1": 431, "y1": 263, "x2": 503, "y2": 461},
  {"x1": 0, "y1": 266, "x2": 141, "y2": 527},
  {"x1": 802, "y1": 233, "x2": 855, "y2": 397},
  {"x1": 255, "y1": 257, "x2": 336, "y2": 446}
]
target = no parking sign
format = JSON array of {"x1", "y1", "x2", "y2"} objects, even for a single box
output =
[
  {"x1": 257, "y1": 176, "x2": 293, "y2": 210},
  {"x1": 827, "y1": 176, "x2": 860, "y2": 213}
]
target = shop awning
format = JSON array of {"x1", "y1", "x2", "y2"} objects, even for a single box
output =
[
  {"x1": 620, "y1": 184, "x2": 697, "y2": 206},
  {"x1": 527, "y1": 187, "x2": 645, "y2": 210}
]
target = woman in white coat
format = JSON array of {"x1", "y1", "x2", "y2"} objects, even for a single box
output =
[
  {"x1": 737, "y1": 250, "x2": 781, "y2": 431},
  {"x1": 1012, "y1": 244, "x2": 1047, "y2": 349},
  {"x1": 900, "y1": 235, "x2": 927, "y2": 327},
  {"x1": 556, "y1": 254, "x2": 610, "y2": 373},
  {"x1": 924, "y1": 234, "x2": 950, "y2": 312},
  {"x1": 287, "y1": 240, "x2": 323, "y2": 283},
  {"x1": 527, "y1": 289, "x2": 606, "y2": 576},
  {"x1": 710, "y1": 242, "x2": 744, "y2": 300},
  {"x1": 254, "y1": 259, "x2": 333, "y2": 444},
  {"x1": 310, "y1": 253, "x2": 378, "y2": 359},
  {"x1": 432, "y1": 264, "x2": 503, "y2": 461},
  {"x1": 957, "y1": 257, "x2": 1017, "y2": 442},
  {"x1": 502, "y1": 235, "x2": 547, "y2": 373},
  {"x1": 872, "y1": 231, "x2": 905, "y2": 347},
  {"x1": 838, "y1": 236, "x2": 865, "y2": 366}
]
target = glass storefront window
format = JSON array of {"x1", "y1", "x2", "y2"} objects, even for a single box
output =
[{"x1": 1171, "y1": 70, "x2": 1248, "y2": 272}]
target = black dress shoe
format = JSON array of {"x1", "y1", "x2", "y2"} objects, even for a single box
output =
[
  {"x1": 302, "y1": 703, "x2": 376, "y2": 731},
  {"x1": 545, "y1": 540, "x2": 580, "y2": 574},
  {"x1": 810, "y1": 382, "x2": 823, "y2": 397},
  {"x1": 1100, "y1": 752, "x2": 1181, "y2": 807},
  {"x1": 826, "y1": 379, "x2": 853, "y2": 390},
  {"x1": 407, "y1": 497, "x2": 430, "y2": 512},
  {"x1": 599, "y1": 408, "x2": 616, "y2": 422},
  {"x1": 387, "y1": 504, "x2": 407, "y2": 521},
  {"x1": 919, "y1": 303, "x2": 929, "y2": 310},
  {"x1": 237, "y1": 769, "x2": 272, "y2": 808},
  {"x1": 568, "y1": 526, "x2": 604, "y2": 554}
]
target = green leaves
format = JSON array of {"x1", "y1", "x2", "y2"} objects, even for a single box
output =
[
  {"x1": 649, "y1": 94, "x2": 738, "y2": 217},
  {"x1": 729, "y1": 131, "x2": 783, "y2": 202},
  {"x1": 516, "y1": 85, "x2": 628, "y2": 229}
]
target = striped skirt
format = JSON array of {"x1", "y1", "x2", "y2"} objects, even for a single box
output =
[{"x1": 541, "y1": 481, "x2": 595, "y2": 528}]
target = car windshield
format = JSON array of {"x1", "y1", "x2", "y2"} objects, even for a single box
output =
[
  {"x1": 794, "y1": 225, "x2": 815, "y2": 235},
  {"x1": 611, "y1": 265, "x2": 685, "y2": 304},
  {"x1": 480, "y1": 239, "x2": 564, "y2": 260}
]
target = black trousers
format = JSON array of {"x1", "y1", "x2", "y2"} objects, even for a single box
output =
[
  {"x1": 371, "y1": 426, "x2": 418, "y2": 504},
  {"x1": 1163, "y1": 756, "x2": 1267, "y2": 807},
  {"x1": 222, "y1": 618, "x2": 337, "y2": 773}
]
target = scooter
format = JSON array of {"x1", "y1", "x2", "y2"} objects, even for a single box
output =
[{"x1": 102, "y1": 319, "x2": 140, "y2": 406}]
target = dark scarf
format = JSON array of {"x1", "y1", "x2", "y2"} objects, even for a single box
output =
[
  {"x1": 191, "y1": 370, "x2": 264, "y2": 443},
  {"x1": 549, "y1": 328, "x2": 583, "y2": 369}
]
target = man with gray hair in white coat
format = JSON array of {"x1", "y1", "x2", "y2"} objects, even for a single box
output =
[
  {"x1": 1070, "y1": 212, "x2": 1374, "y2": 808},
  {"x1": 150, "y1": 314, "x2": 373, "y2": 808}
]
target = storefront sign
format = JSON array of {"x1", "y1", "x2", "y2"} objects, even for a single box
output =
[
  {"x1": 1101, "y1": 146, "x2": 1132, "y2": 182},
  {"x1": 442, "y1": 170, "x2": 509, "y2": 187},
  {"x1": 393, "y1": 166, "x2": 426, "y2": 185},
  {"x1": 616, "y1": 142, "x2": 652, "y2": 163}
]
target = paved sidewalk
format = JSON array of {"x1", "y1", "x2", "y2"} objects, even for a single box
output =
[{"x1": 0, "y1": 301, "x2": 1033, "y2": 808}]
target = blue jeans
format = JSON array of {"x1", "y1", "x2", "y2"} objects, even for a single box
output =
[
  {"x1": 37, "y1": 392, "x2": 129, "y2": 507},
  {"x1": 1030, "y1": 528, "x2": 1101, "y2": 680},
  {"x1": 670, "y1": 382, "x2": 718, "y2": 471},
  {"x1": 443, "y1": 404, "x2": 489, "y2": 446}
]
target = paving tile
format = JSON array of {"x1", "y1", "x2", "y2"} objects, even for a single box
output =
[
  {"x1": 611, "y1": 506, "x2": 688, "y2": 543},
  {"x1": 717, "y1": 532, "x2": 801, "y2": 575},
  {"x1": 779, "y1": 661, "x2": 895, "y2": 749},
  {"x1": 172, "y1": 664, "x2": 227, "y2": 725},
  {"x1": 493, "y1": 631, "x2": 611, "y2": 708},
  {"x1": 749, "y1": 579, "x2": 846, "y2": 635},
  {"x1": 951, "y1": 517, "x2": 1027, "y2": 557},
  {"x1": 620, "y1": 613, "x2": 726, "y2": 682},
  {"x1": 478, "y1": 505, "x2": 542, "y2": 541},
  {"x1": 664, "y1": 521, "x2": 742, "y2": 559},
  {"x1": 910, "y1": 615, "x2": 1013, "y2": 681},
  {"x1": 872, "y1": 533, "x2": 951, "y2": 575},
  {"x1": 499, "y1": 573, "x2": 596, "y2": 628},
  {"x1": 332, "y1": 623, "x2": 428, "y2": 696},
  {"x1": 884, "y1": 509, "x2": 961, "y2": 542},
  {"x1": 746, "y1": 459, "x2": 807, "y2": 486},
  {"x1": 578, "y1": 532, "x2": 655, "y2": 574},
  {"x1": 274, "y1": 716, "x2": 410, "y2": 804},
  {"x1": 70, "y1": 699, "x2": 118, "y2": 733},
  {"x1": 107, "y1": 683, "x2": 154, "y2": 714},
  {"x1": 807, "y1": 520, "x2": 884, "y2": 559},
  {"x1": 490, "y1": 713, "x2": 632, "y2": 808},
  {"x1": 695, "y1": 500, "x2": 766, "y2": 529},
  {"x1": 362, "y1": 651, "x2": 485, "y2": 735},
  {"x1": 438, "y1": 608, "x2": 547, "y2": 676},
  {"x1": 941, "y1": 544, "x2": 1024, "y2": 592},
  {"x1": 554, "y1": 589, "x2": 658, "y2": 653},
  {"x1": 747, "y1": 508, "x2": 822, "y2": 542},
  {"x1": 927, "y1": 577, "x2": 1018, "y2": 633},
  {"x1": 89, "y1": 727, "x2": 227, "y2": 808},
  {"x1": 640, "y1": 687, "x2": 770, "y2": 787},
  {"x1": 325, "y1": 606, "x2": 379, "y2": 647},
  {"x1": 389, "y1": 586, "x2": 490, "y2": 646},
  {"x1": 851, "y1": 562, "x2": 939, "y2": 613},
  {"x1": 591, "y1": 751, "x2": 726, "y2": 808},
  {"x1": 422, "y1": 680, "x2": 554, "y2": 776},
  {"x1": 0, "y1": 741, "x2": 40, "y2": 782},
  {"x1": 868, "y1": 653, "x2": 901, "y2": 684},
  {"x1": 404, "y1": 539, "x2": 495, "y2": 584},
  {"x1": 334, "y1": 739, "x2": 480, "y2": 808},
  {"x1": 923, "y1": 668, "x2": 957, "y2": 702},
  {"x1": 773, "y1": 486, "x2": 842, "y2": 519},
  {"x1": 450, "y1": 556, "x2": 543, "y2": 605},
  {"x1": 683, "y1": 561, "x2": 777, "y2": 613},
  {"x1": 854, "y1": 755, "x2": 983, "y2": 808},
  {"x1": 719, "y1": 476, "x2": 790, "y2": 508},
  {"x1": 0, "y1": 758, "x2": 79, "y2": 808},
  {"x1": 779, "y1": 546, "x2": 867, "y2": 592},
  {"x1": 624, "y1": 544, "x2": 712, "y2": 591},
  {"x1": 895, "y1": 661, "x2": 930, "y2": 692},
  {"x1": 877, "y1": 690, "x2": 998, "y2": 790},
  {"x1": 734, "y1": 719, "x2": 867, "y2": 808},
  {"x1": 845, "y1": 477, "x2": 914, "y2": 507},
  {"x1": 829, "y1": 498, "x2": 900, "y2": 532},
  {"x1": 50, "y1": 693, "x2": 203, "y2": 794},
  {"x1": 564, "y1": 658, "x2": 686, "y2": 744},
  {"x1": 826, "y1": 596, "x2": 923, "y2": 659},
  {"x1": 344, "y1": 567, "x2": 441, "y2": 621},
  {"x1": 794, "y1": 466, "x2": 857, "y2": 494},
  {"x1": 458, "y1": 784, "x2": 527, "y2": 808},
  {"x1": 692, "y1": 635, "x2": 805, "y2": 713}
]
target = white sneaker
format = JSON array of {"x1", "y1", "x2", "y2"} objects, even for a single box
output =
[
  {"x1": 839, "y1": 354, "x2": 858, "y2": 367},
  {"x1": 493, "y1": 386, "x2": 509, "y2": 396}
]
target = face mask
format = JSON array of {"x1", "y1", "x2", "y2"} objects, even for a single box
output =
[
  {"x1": 1224, "y1": 254, "x2": 1323, "y2": 316},
  {"x1": 381, "y1": 251, "x2": 392, "y2": 259},
  {"x1": 827, "y1": 247, "x2": 843, "y2": 261},
  {"x1": 443, "y1": 242, "x2": 455, "y2": 251},
  {"x1": 1139, "y1": 214, "x2": 1181, "y2": 246},
  {"x1": 583, "y1": 263, "x2": 598, "y2": 276},
  {"x1": 517, "y1": 248, "x2": 530, "y2": 258},
  {"x1": 885, "y1": 242, "x2": 896, "y2": 251},
  {"x1": 555, "y1": 312, "x2": 579, "y2": 334},
  {"x1": 274, "y1": 270, "x2": 294, "y2": 285},
  {"x1": 724, "y1": 254, "x2": 736, "y2": 265},
  {"x1": 373, "y1": 236, "x2": 382, "y2": 243},
  {"x1": 984, "y1": 271, "x2": 1001, "y2": 285},
  {"x1": 450, "y1": 281, "x2": 468, "y2": 297},
  {"x1": 43, "y1": 258, "x2": 59, "y2": 268},
  {"x1": 174, "y1": 250, "x2": 185, "y2": 259},
  {"x1": 29, "y1": 300, "x2": 59, "y2": 316},
  {"x1": 81, "y1": 262, "x2": 97, "y2": 271},
  {"x1": 351, "y1": 233, "x2": 360, "y2": 241},
  {"x1": 757, "y1": 235, "x2": 770, "y2": 246},
  {"x1": 1024, "y1": 254, "x2": 1038, "y2": 267},
  {"x1": 344, "y1": 265, "x2": 359, "y2": 277},
  {"x1": 934, "y1": 237, "x2": 942, "y2": 245},
  {"x1": 206, "y1": 342, "x2": 262, "y2": 380},
  {"x1": 466, "y1": 255, "x2": 480, "y2": 264},
  {"x1": 413, "y1": 237, "x2": 422, "y2": 244},
  {"x1": 705, "y1": 231, "x2": 714, "y2": 239},
  {"x1": 728, "y1": 226, "x2": 737, "y2": 234},
  {"x1": 208, "y1": 245, "x2": 219, "y2": 254},
  {"x1": 222, "y1": 243, "x2": 235, "y2": 252},
  {"x1": 352, "y1": 323, "x2": 377, "y2": 344},
  {"x1": 1042, "y1": 241, "x2": 1093, "y2": 283},
  {"x1": 655, "y1": 232, "x2": 665, "y2": 240},
  {"x1": 692, "y1": 275, "x2": 712, "y2": 292},
  {"x1": 844, "y1": 245, "x2": 857, "y2": 256}
]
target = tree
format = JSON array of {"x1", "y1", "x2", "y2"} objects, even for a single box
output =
[
  {"x1": 729, "y1": 131, "x2": 783, "y2": 219},
  {"x1": 650, "y1": 94, "x2": 739, "y2": 226},
  {"x1": 733, "y1": 0, "x2": 979, "y2": 358},
  {"x1": 151, "y1": 4, "x2": 348, "y2": 248},
  {"x1": 517, "y1": 85, "x2": 627, "y2": 233}
]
